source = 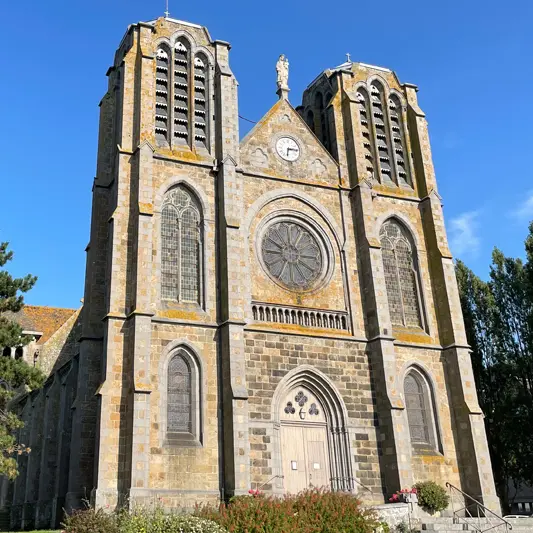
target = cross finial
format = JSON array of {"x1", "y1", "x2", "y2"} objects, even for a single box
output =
[
  {"x1": 164, "y1": 0, "x2": 170, "y2": 18},
  {"x1": 346, "y1": 53, "x2": 352, "y2": 63}
]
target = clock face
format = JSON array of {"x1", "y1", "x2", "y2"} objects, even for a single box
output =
[{"x1": 276, "y1": 137, "x2": 300, "y2": 162}]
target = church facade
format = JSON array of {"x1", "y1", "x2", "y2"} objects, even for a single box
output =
[{"x1": 4, "y1": 15, "x2": 499, "y2": 530}]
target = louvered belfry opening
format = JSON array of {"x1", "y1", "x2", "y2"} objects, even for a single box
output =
[
  {"x1": 370, "y1": 81, "x2": 395, "y2": 184},
  {"x1": 389, "y1": 94, "x2": 411, "y2": 186},
  {"x1": 193, "y1": 54, "x2": 208, "y2": 147},
  {"x1": 161, "y1": 185, "x2": 202, "y2": 305},
  {"x1": 379, "y1": 219, "x2": 423, "y2": 328},
  {"x1": 154, "y1": 38, "x2": 211, "y2": 151},
  {"x1": 173, "y1": 40, "x2": 190, "y2": 145},
  {"x1": 357, "y1": 88, "x2": 376, "y2": 181},
  {"x1": 155, "y1": 46, "x2": 171, "y2": 143}
]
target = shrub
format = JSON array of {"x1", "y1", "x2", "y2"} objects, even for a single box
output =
[
  {"x1": 196, "y1": 488, "x2": 379, "y2": 533},
  {"x1": 413, "y1": 481, "x2": 449, "y2": 513},
  {"x1": 122, "y1": 508, "x2": 227, "y2": 533},
  {"x1": 62, "y1": 506, "x2": 226, "y2": 533},
  {"x1": 62, "y1": 507, "x2": 120, "y2": 533}
]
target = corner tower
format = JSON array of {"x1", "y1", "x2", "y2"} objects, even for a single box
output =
[
  {"x1": 300, "y1": 61, "x2": 500, "y2": 511},
  {"x1": 72, "y1": 15, "x2": 241, "y2": 510}
]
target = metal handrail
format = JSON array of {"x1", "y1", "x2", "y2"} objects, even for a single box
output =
[
  {"x1": 446, "y1": 482, "x2": 512, "y2": 533},
  {"x1": 350, "y1": 477, "x2": 373, "y2": 494}
]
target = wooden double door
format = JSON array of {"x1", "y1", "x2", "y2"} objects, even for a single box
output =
[{"x1": 279, "y1": 386, "x2": 331, "y2": 493}]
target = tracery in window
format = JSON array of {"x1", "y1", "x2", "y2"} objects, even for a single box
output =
[
  {"x1": 261, "y1": 220, "x2": 323, "y2": 291},
  {"x1": 161, "y1": 185, "x2": 202, "y2": 304},
  {"x1": 380, "y1": 219, "x2": 423, "y2": 328},
  {"x1": 404, "y1": 369, "x2": 438, "y2": 449}
]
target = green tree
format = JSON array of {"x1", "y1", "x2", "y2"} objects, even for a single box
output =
[
  {"x1": 456, "y1": 239, "x2": 533, "y2": 511},
  {"x1": 0, "y1": 242, "x2": 43, "y2": 479}
]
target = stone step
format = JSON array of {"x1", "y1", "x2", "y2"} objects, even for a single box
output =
[
  {"x1": 420, "y1": 517, "x2": 455, "y2": 523},
  {"x1": 422, "y1": 523, "x2": 468, "y2": 531}
]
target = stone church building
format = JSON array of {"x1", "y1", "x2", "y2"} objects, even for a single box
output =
[{"x1": 2, "y1": 14, "x2": 499, "y2": 530}]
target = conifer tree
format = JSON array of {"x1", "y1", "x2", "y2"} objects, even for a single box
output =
[
  {"x1": 0, "y1": 242, "x2": 43, "y2": 479},
  {"x1": 456, "y1": 233, "x2": 533, "y2": 511}
]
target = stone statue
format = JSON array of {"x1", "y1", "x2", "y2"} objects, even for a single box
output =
[{"x1": 276, "y1": 54, "x2": 289, "y2": 91}]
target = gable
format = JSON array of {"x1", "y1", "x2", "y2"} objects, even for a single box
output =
[{"x1": 239, "y1": 99, "x2": 339, "y2": 187}]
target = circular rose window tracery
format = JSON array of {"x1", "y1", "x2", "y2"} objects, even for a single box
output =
[{"x1": 261, "y1": 220, "x2": 324, "y2": 291}]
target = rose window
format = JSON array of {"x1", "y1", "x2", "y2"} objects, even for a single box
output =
[{"x1": 261, "y1": 221, "x2": 323, "y2": 290}]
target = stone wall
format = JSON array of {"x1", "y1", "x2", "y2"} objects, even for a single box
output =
[
  {"x1": 244, "y1": 330, "x2": 384, "y2": 504},
  {"x1": 3, "y1": 14, "x2": 501, "y2": 529}
]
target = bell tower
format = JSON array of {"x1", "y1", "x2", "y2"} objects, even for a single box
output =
[
  {"x1": 300, "y1": 60, "x2": 500, "y2": 511},
  {"x1": 71, "y1": 14, "x2": 246, "y2": 510}
]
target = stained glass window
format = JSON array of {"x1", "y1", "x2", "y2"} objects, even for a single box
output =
[
  {"x1": 380, "y1": 220, "x2": 422, "y2": 328},
  {"x1": 405, "y1": 372, "x2": 431, "y2": 445},
  {"x1": 161, "y1": 185, "x2": 202, "y2": 304},
  {"x1": 167, "y1": 352, "x2": 192, "y2": 433},
  {"x1": 261, "y1": 221, "x2": 323, "y2": 291}
]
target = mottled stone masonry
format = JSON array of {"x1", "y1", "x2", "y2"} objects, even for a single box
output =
[
  {"x1": 244, "y1": 331, "x2": 383, "y2": 500},
  {"x1": 2, "y1": 14, "x2": 500, "y2": 529}
]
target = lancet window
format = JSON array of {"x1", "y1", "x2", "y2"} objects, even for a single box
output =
[
  {"x1": 404, "y1": 369, "x2": 440, "y2": 451},
  {"x1": 380, "y1": 219, "x2": 423, "y2": 328},
  {"x1": 161, "y1": 185, "x2": 203, "y2": 305}
]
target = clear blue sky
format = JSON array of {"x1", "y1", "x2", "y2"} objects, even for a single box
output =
[{"x1": 1, "y1": 0, "x2": 532, "y2": 308}]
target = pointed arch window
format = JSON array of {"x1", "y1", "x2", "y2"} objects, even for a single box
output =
[
  {"x1": 314, "y1": 92, "x2": 331, "y2": 151},
  {"x1": 167, "y1": 353, "x2": 192, "y2": 433},
  {"x1": 305, "y1": 110, "x2": 315, "y2": 130},
  {"x1": 380, "y1": 219, "x2": 424, "y2": 328},
  {"x1": 161, "y1": 185, "x2": 203, "y2": 304},
  {"x1": 166, "y1": 347, "x2": 202, "y2": 444},
  {"x1": 404, "y1": 369, "x2": 440, "y2": 451}
]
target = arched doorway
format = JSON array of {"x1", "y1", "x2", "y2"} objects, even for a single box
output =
[
  {"x1": 280, "y1": 386, "x2": 330, "y2": 492},
  {"x1": 273, "y1": 366, "x2": 354, "y2": 494}
]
